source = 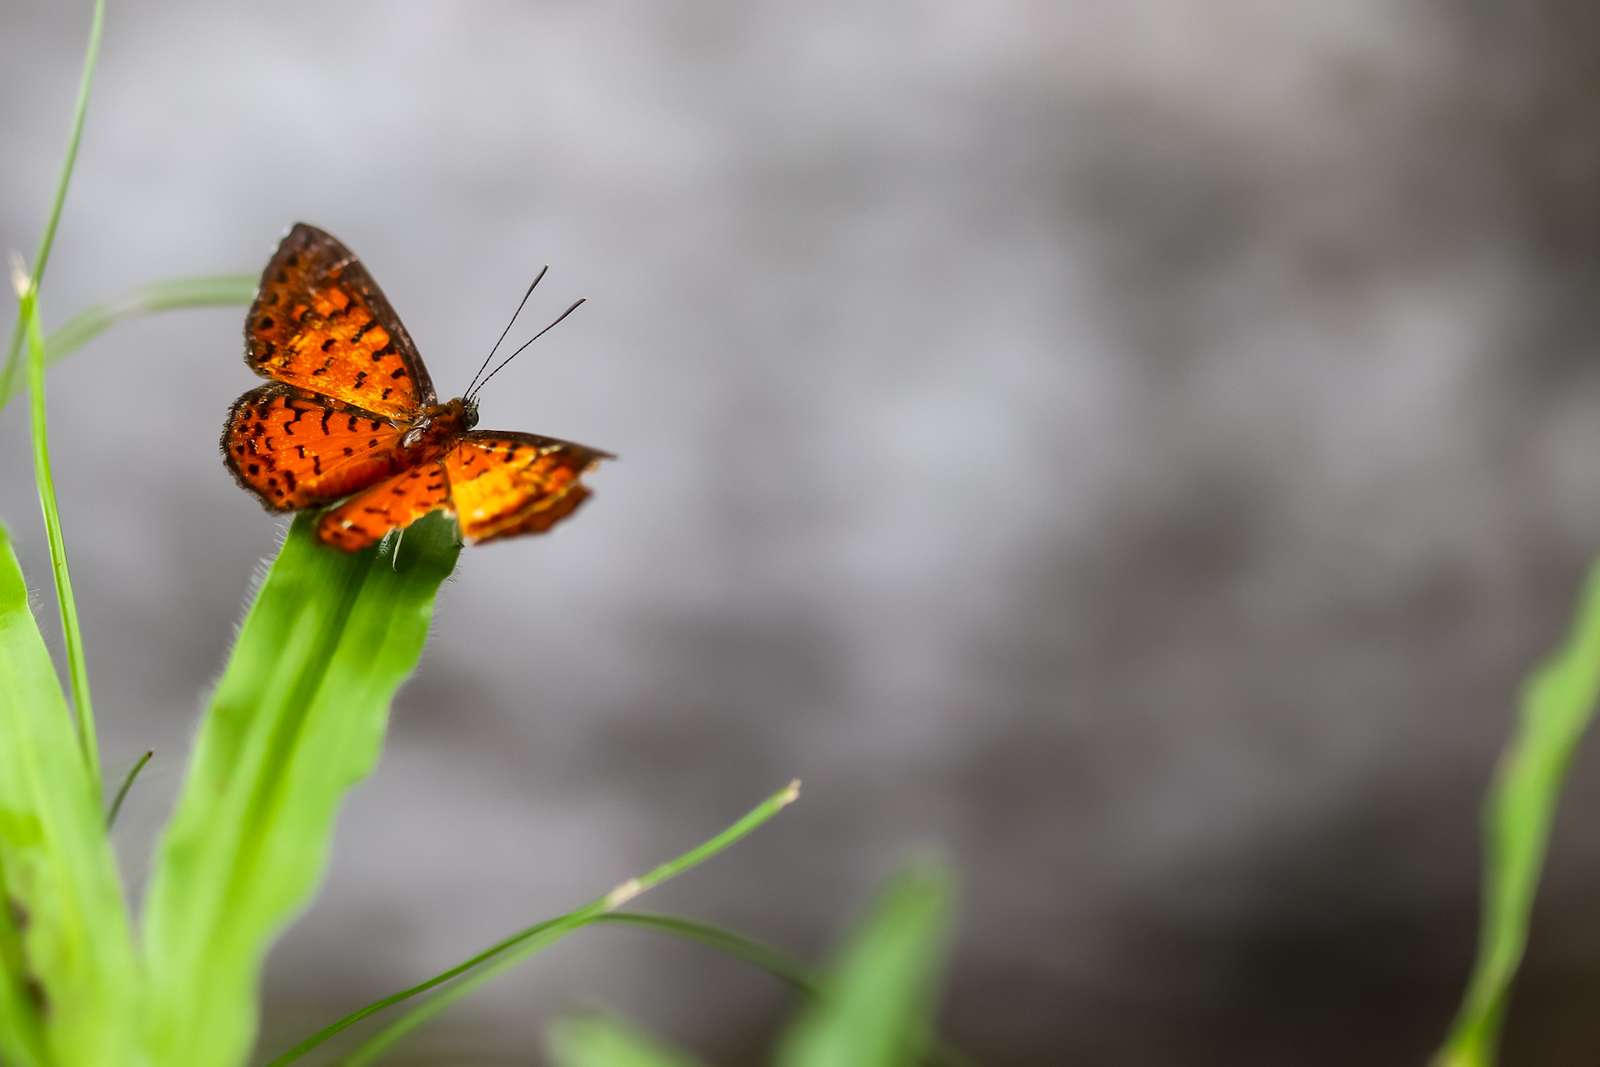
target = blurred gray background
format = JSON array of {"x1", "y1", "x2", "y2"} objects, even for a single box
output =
[{"x1": 6, "y1": 1, "x2": 1600, "y2": 1063}]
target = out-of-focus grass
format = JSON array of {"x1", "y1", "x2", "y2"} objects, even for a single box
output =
[
  {"x1": 549, "y1": 1017, "x2": 707, "y2": 1067},
  {"x1": 545, "y1": 864, "x2": 959, "y2": 1067},
  {"x1": 1436, "y1": 563, "x2": 1600, "y2": 1066},
  {"x1": 775, "y1": 864, "x2": 955, "y2": 1067}
]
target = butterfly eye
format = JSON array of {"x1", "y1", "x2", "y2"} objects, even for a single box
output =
[{"x1": 464, "y1": 399, "x2": 480, "y2": 429}]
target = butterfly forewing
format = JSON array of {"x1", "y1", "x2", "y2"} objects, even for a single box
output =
[
  {"x1": 222, "y1": 384, "x2": 406, "y2": 510},
  {"x1": 246, "y1": 223, "x2": 435, "y2": 420},
  {"x1": 443, "y1": 432, "x2": 607, "y2": 544}
]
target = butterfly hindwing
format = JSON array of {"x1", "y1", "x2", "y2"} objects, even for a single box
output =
[
  {"x1": 442, "y1": 431, "x2": 608, "y2": 543},
  {"x1": 246, "y1": 223, "x2": 435, "y2": 420},
  {"x1": 317, "y1": 463, "x2": 452, "y2": 551},
  {"x1": 222, "y1": 384, "x2": 406, "y2": 510}
]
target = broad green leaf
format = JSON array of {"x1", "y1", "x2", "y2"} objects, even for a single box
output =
[
  {"x1": 141, "y1": 513, "x2": 461, "y2": 1067},
  {"x1": 1437, "y1": 561, "x2": 1600, "y2": 1066},
  {"x1": 548, "y1": 1016, "x2": 706, "y2": 1067},
  {"x1": 776, "y1": 864, "x2": 954, "y2": 1067},
  {"x1": 0, "y1": 523, "x2": 137, "y2": 1066}
]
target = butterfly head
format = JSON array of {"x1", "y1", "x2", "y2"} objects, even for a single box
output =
[{"x1": 431, "y1": 395, "x2": 479, "y2": 433}]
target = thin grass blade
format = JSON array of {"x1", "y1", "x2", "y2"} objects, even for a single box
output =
[
  {"x1": 593, "y1": 912, "x2": 820, "y2": 995},
  {"x1": 19, "y1": 285, "x2": 99, "y2": 791},
  {"x1": 1435, "y1": 562, "x2": 1600, "y2": 1066},
  {"x1": 105, "y1": 749, "x2": 153, "y2": 830},
  {"x1": 140, "y1": 513, "x2": 460, "y2": 1067},
  {"x1": 279, "y1": 781, "x2": 801, "y2": 1066},
  {"x1": 0, "y1": 0, "x2": 104, "y2": 409},
  {"x1": 775, "y1": 863, "x2": 954, "y2": 1067},
  {"x1": 0, "y1": 523, "x2": 137, "y2": 1065},
  {"x1": 0, "y1": 273, "x2": 256, "y2": 413},
  {"x1": 271, "y1": 905, "x2": 814, "y2": 1067}
]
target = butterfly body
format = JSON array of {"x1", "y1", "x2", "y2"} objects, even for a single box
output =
[
  {"x1": 398, "y1": 396, "x2": 477, "y2": 453},
  {"x1": 222, "y1": 224, "x2": 606, "y2": 551}
]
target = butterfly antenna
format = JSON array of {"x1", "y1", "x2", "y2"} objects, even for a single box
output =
[
  {"x1": 465, "y1": 266, "x2": 548, "y2": 396},
  {"x1": 468, "y1": 297, "x2": 586, "y2": 400}
]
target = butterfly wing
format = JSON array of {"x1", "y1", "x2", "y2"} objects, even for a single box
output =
[
  {"x1": 442, "y1": 431, "x2": 609, "y2": 544},
  {"x1": 317, "y1": 464, "x2": 451, "y2": 551},
  {"x1": 222, "y1": 383, "x2": 406, "y2": 510},
  {"x1": 245, "y1": 223, "x2": 435, "y2": 420}
]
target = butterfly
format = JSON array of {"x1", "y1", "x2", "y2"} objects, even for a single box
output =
[{"x1": 222, "y1": 223, "x2": 609, "y2": 551}]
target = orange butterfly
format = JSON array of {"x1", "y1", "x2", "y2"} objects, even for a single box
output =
[{"x1": 222, "y1": 223, "x2": 609, "y2": 551}]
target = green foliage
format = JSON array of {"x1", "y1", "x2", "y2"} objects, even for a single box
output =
[
  {"x1": 549, "y1": 1017, "x2": 707, "y2": 1067},
  {"x1": 776, "y1": 865, "x2": 954, "y2": 1067},
  {"x1": 1436, "y1": 562, "x2": 1600, "y2": 1066},
  {"x1": 140, "y1": 514, "x2": 459, "y2": 1065},
  {"x1": 0, "y1": 525, "x2": 137, "y2": 1066},
  {"x1": 542, "y1": 865, "x2": 958, "y2": 1067}
]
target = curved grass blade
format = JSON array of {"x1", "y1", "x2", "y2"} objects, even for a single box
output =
[
  {"x1": 775, "y1": 864, "x2": 954, "y2": 1067},
  {"x1": 0, "y1": 0, "x2": 104, "y2": 409},
  {"x1": 271, "y1": 781, "x2": 801, "y2": 1066},
  {"x1": 1435, "y1": 562, "x2": 1600, "y2": 1066},
  {"x1": 140, "y1": 512, "x2": 461, "y2": 1067},
  {"x1": 19, "y1": 283, "x2": 99, "y2": 791},
  {"x1": 105, "y1": 749, "x2": 153, "y2": 830},
  {"x1": 0, "y1": 273, "x2": 256, "y2": 413},
  {"x1": 548, "y1": 1016, "x2": 706, "y2": 1067},
  {"x1": 593, "y1": 912, "x2": 820, "y2": 995},
  {"x1": 0, "y1": 523, "x2": 137, "y2": 1065}
]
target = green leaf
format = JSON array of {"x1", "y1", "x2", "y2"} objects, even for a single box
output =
[
  {"x1": 1436, "y1": 562, "x2": 1600, "y2": 1066},
  {"x1": 548, "y1": 1016, "x2": 706, "y2": 1067},
  {"x1": 776, "y1": 864, "x2": 955, "y2": 1067},
  {"x1": 275, "y1": 781, "x2": 801, "y2": 1066},
  {"x1": 0, "y1": 523, "x2": 137, "y2": 1066},
  {"x1": 140, "y1": 513, "x2": 461, "y2": 1067}
]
